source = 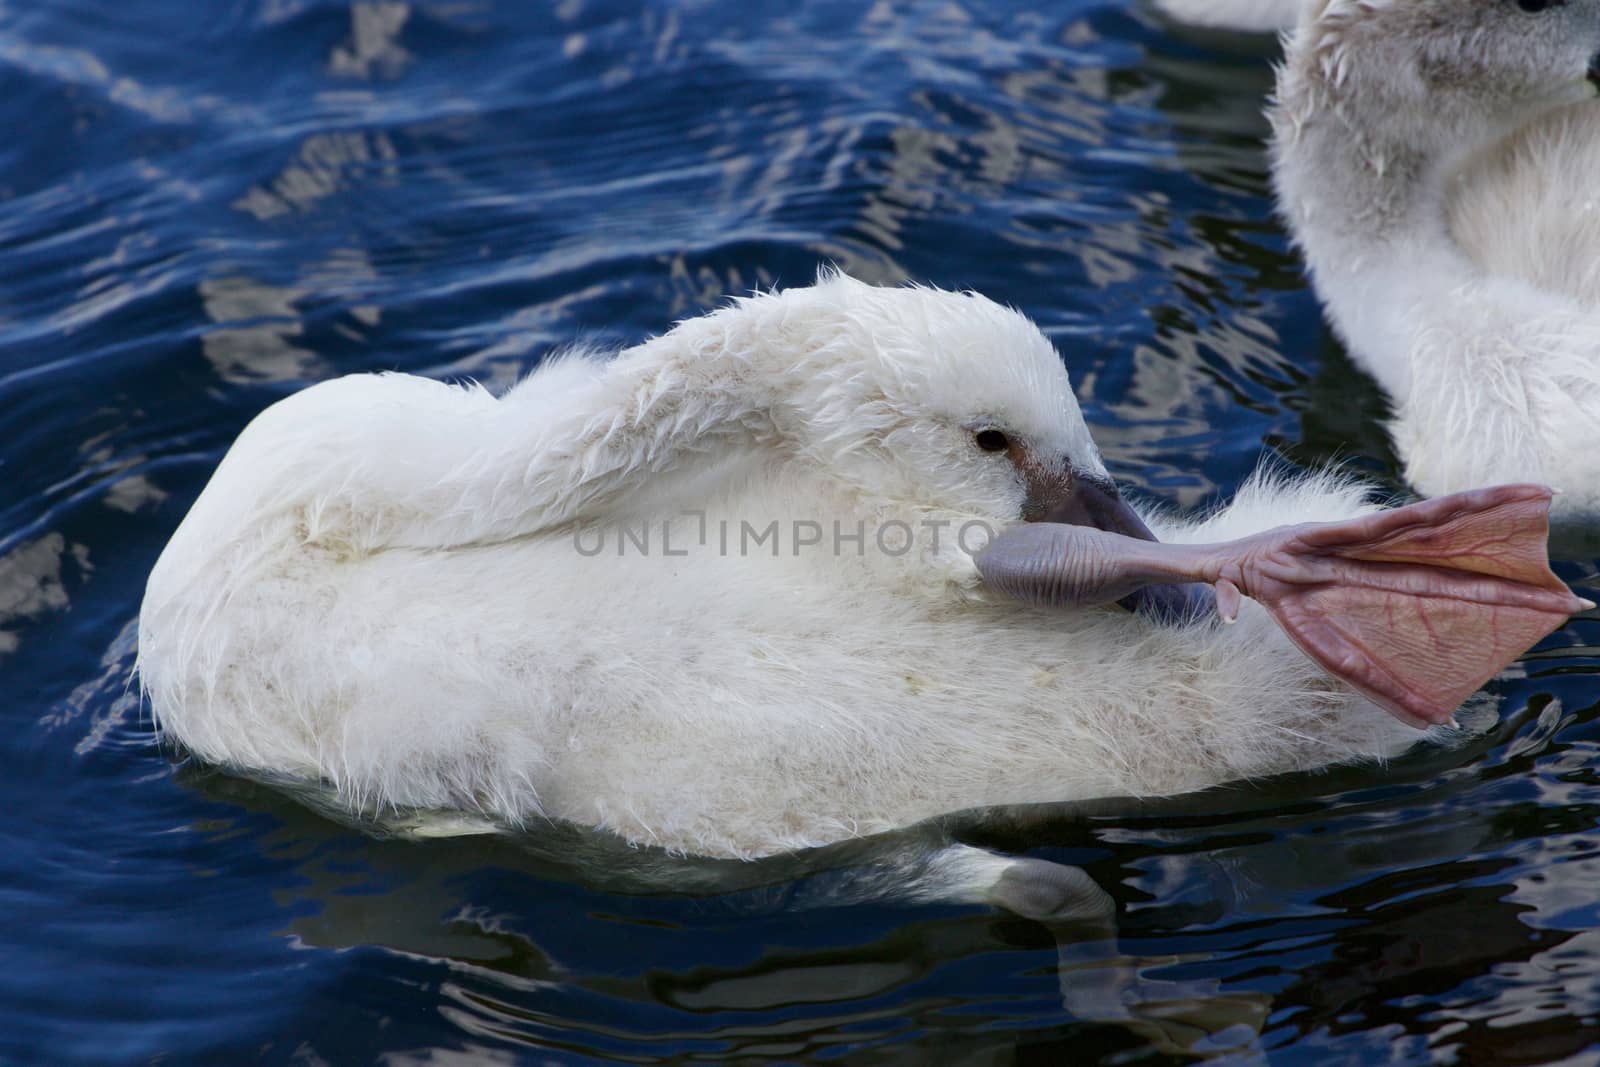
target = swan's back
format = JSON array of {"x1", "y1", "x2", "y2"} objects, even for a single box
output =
[{"x1": 1446, "y1": 103, "x2": 1600, "y2": 308}]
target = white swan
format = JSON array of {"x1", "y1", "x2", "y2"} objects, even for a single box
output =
[
  {"x1": 1272, "y1": 0, "x2": 1600, "y2": 556},
  {"x1": 1152, "y1": 0, "x2": 1300, "y2": 34},
  {"x1": 141, "y1": 272, "x2": 1514, "y2": 887}
]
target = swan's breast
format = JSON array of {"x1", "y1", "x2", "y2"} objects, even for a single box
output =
[{"x1": 1446, "y1": 102, "x2": 1600, "y2": 308}]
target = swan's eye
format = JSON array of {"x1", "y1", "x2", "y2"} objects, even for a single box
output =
[
  {"x1": 1514, "y1": 0, "x2": 1563, "y2": 11},
  {"x1": 974, "y1": 429, "x2": 1010, "y2": 453}
]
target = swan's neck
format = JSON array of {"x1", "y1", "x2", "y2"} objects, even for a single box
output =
[
  {"x1": 403, "y1": 313, "x2": 803, "y2": 550},
  {"x1": 1270, "y1": 76, "x2": 1505, "y2": 399}
]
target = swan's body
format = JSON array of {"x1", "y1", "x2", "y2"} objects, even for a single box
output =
[
  {"x1": 1272, "y1": 0, "x2": 1600, "y2": 555},
  {"x1": 139, "y1": 275, "x2": 1420, "y2": 865},
  {"x1": 1152, "y1": 0, "x2": 1299, "y2": 34}
]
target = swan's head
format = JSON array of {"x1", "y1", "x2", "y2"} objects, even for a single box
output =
[
  {"x1": 1284, "y1": 0, "x2": 1600, "y2": 141},
  {"x1": 735, "y1": 273, "x2": 1149, "y2": 537}
]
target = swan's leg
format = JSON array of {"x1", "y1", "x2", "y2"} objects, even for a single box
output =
[
  {"x1": 899, "y1": 843, "x2": 1116, "y2": 924},
  {"x1": 977, "y1": 485, "x2": 1589, "y2": 728},
  {"x1": 910, "y1": 844, "x2": 1271, "y2": 1054},
  {"x1": 758, "y1": 837, "x2": 1116, "y2": 922},
  {"x1": 1055, "y1": 941, "x2": 1273, "y2": 1060}
]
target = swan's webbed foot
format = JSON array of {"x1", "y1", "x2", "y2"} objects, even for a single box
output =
[
  {"x1": 907, "y1": 843, "x2": 1115, "y2": 925},
  {"x1": 976, "y1": 484, "x2": 1591, "y2": 729},
  {"x1": 988, "y1": 855, "x2": 1116, "y2": 924}
]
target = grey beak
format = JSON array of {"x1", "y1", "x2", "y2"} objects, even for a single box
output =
[
  {"x1": 1034, "y1": 474, "x2": 1160, "y2": 543},
  {"x1": 1030, "y1": 470, "x2": 1213, "y2": 622}
]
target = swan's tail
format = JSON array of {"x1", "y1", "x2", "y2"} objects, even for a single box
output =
[{"x1": 1151, "y1": 0, "x2": 1301, "y2": 34}]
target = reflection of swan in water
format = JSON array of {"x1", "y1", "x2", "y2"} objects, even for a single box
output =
[{"x1": 202, "y1": 769, "x2": 1273, "y2": 1060}]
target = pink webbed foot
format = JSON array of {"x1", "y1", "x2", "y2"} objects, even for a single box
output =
[
  {"x1": 1222, "y1": 485, "x2": 1590, "y2": 728},
  {"x1": 974, "y1": 485, "x2": 1593, "y2": 729}
]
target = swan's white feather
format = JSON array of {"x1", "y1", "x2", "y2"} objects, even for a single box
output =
[{"x1": 1448, "y1": 104, "x2": 1600, "y2": 309}]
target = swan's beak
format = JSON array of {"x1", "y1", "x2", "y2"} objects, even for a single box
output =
[
  {"x1": 1023, "y1": 462, "x2": 1212, "y2": 622},
  {"x1": 1028, "y1": 469, "x2": 1158, "y2": 543}
]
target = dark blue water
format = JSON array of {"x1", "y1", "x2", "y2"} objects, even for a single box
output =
[{"x1": 4, "y1": 2, "x2": 1597, "y2": 1063}]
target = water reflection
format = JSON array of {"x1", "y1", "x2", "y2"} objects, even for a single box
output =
[
  {"x1": 198, "y1": 275, "x2": 319, "y2": 383},
  {"x1": 179, "y1": 772, "x2": 1338, "y2": 1060},
  {"x1": 331, "y1": 3, "x2": 413, "y2": 81},
  {"x1": 0, "y1": 28, "x2": 248, "y2": 127},
  {"x1": 0, "y1": 533, "x2": 70, "y2": 656},
  {"x1": 42, "y1": 616, "x2": 141, "y2": 757},
  {"x1": 232, "y1": 131, "x2": 400, "y2": 220}
]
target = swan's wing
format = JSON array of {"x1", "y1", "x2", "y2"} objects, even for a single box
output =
[
  {"x1": 1241, "y1": 486, "x2": 1588, "y2": 728},
  {"x1": 206, "y1": 326, "x2": 771, "y2": 555}
]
